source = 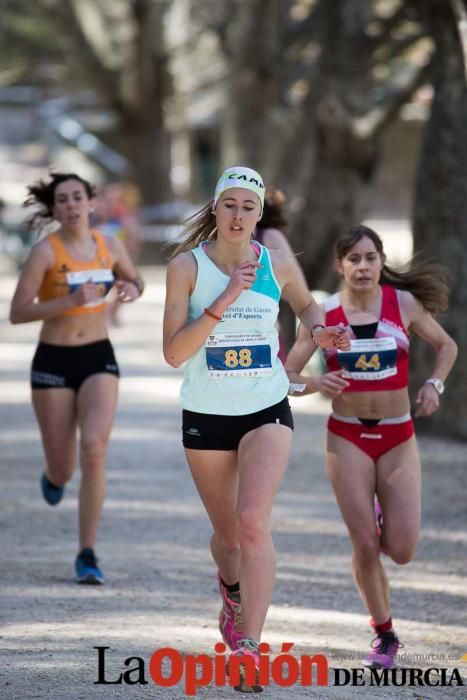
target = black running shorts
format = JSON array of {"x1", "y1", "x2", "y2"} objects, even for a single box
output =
[
  {"x1": 31, "y1": 339, "x2": 120, "y2": 392},
  {"x1": 182, "y1": 396, "x2": 294, "y2": 450}
]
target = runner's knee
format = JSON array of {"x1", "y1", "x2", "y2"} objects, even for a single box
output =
[
  {"x1": 387, "y1": 540, "x2": 417, "y2": 565},
  {"x1": 236, "y1": 509, "x2": 269, "y2": 548},
  {"x1": 47, "y1": 458, "x2": 76, "y2": 485},
  {"x1": 80, "y1": 434, "x2": 107, "y2": 467},
  {"x1": 352, "y1": 534, "x2": 381, "y2": 566},
  {"x1": 212, "y1": 533, "x2": 240, "y2": 557}
]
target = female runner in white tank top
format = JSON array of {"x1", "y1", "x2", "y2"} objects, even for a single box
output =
[{"x1": 163, "y1": 166, "x2": 350, "y2": 690}]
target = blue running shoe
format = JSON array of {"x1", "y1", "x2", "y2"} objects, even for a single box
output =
[
  {"x1": 41, "y1": 472, "x2": 64, "y2": 506},
  {"x1": 75, "y1": 548, "x2": 105, "y2": 585}
]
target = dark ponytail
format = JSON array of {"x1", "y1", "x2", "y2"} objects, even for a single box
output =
[{"x1": 257, "y1": 189, "x2": 288, "y2": 231}]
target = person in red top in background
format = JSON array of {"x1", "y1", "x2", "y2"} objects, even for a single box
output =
[
  {"x1": 9, "y1": 172, "x2": 144, "y2": 585},
  {"x1": 285, "y1": 224, "x2": 457, "y2": 670}
]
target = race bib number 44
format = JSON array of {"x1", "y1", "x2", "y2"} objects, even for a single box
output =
[
  {"x1": 337, "y1": 337, "x2": 397, "y2": 380},
  {"x1": 206, "y1": 332, "x2": 273, "y2": 378}
]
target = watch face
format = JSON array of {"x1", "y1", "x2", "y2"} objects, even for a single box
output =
[{"x1": 429, "y1": 379, "x2": 444, "y2": 394}]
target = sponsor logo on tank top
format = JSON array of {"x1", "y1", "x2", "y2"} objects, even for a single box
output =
[{"x1": 381, "y1": 317, "x2": 404, "y2": 332}]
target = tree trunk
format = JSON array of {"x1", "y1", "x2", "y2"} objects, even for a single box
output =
[
  {"x1": 289, "y1": 162, "x2": 365, "y2": 292},
  {"x1": 122, "y1": 112, "x2": 172, "y2": 205},
  {"x1": 279, "y1": 159, "x2": 365, "y2": 354},
  {"x1": 284, "y1": 2, "x2": 380, "y2": 292},
  {"x1": 36, "y1": 0, "x2": 175, "y2": 206},
  {"x1": 411, "y1": 1, "x2": 467, "y2": 439},
  {"x1": 221, "y1": 0, "x2": 291, "y2": 178},
  {"x1": 119, "y1": 0, "x2": 173, "y2": 204}
]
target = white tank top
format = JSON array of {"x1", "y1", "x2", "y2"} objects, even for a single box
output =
[{"x1": 180, "y1": 242, "x2": 289, "y2": 415}]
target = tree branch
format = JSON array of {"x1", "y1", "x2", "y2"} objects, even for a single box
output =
[
  {"x1": 38, "y1": 0, "x2": 121, "y2": 107},
  {"x1": 353, "y1": 58, "x2": 433, "y2": 141},
  {"x1": 368, "y1": 2, "x2": 414, "y2": 51},
  {"x1": 451, "y1": 0, "x2": 467, "y2": 80},
  {"x1": 379, "y1": 30, "x2": 427, "y2": 60},
  {"x1": 284, "y1": 2, "x2": 326, "y2": 52}
]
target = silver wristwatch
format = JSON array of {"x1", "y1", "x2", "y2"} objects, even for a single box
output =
[{"x1": 425, "y1": 378, "x2": 445, "y2": 395}]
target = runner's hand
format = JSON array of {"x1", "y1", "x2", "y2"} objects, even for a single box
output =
[
  {"x1": 314, "y1": 325, "x2": 351, "y2": 350},
  {"x1": 115, "y1": 279, "x2": 139, "y2": 303},
  {"x1": 224, "y1": 260, "x2": 262, "y2": 301},
  {"x1": 71, "y1": 282, "x2": 101, "y2": 306},
  {"x1": 316, "y1": 370, "x2": 350, "y2": 398},
  {"x1": 415, "y1": 382, "x2": 440, "y2": 417}
]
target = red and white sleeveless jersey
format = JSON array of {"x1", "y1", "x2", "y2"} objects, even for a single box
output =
[{"x1": 323, "y1": 285, "x2": 409, "y2": 392}]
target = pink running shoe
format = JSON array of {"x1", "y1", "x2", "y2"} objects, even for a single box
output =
[
  {"x1": 374, "y1": 496, "x2": 383, "y2": 535},
  {"x1": 362, "y1": 631, "x2": 402, "y2": 669},
  {"x1": 228, "y1": 638, "x2": 263, "y2": 693},
  {"x1": 218, "y1": 573, "x2": 243, "y2": 651},
  {"x1": 374, "y1": 496, "x2": 388, "y2": 555}
]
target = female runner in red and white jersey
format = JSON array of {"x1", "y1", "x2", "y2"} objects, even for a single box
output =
[{"x1": 285, "y1": 224, "x2": 457, "y2": 670}]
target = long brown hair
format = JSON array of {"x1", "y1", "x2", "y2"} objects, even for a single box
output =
[
  {"x1": 167, "y1": 201, "x2": 217, "y2": 258},
  {"x1": 337, "y1": 224, "x2": 451, "y2": 314}
]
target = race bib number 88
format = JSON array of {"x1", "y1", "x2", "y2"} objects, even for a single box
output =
[{"x1": 206, "y1": 332, "x2": 273, "y2": 378}]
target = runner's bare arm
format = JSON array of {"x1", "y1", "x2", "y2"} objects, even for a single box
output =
[
  {"x1": 9, "y1": 241, "x2": 89, "y2": 323},
  {"x1": 271, "y1": 250, "x2": 350, "y2": 350},
  {"x1": 260, "y1": 228, "x2": 295, "y2": 257},
  {"x1": 106, "y1": 236, "x2": 144, "y2": 302},
  {"x1": 285, "y1": 321, "x2": 350, "y2": 397},
  {"x1": 401, "y1": 290, "x2": 458, "y2": 416}
]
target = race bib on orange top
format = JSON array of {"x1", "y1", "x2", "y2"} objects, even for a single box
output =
[
  {"x1": 337, "y1": 337, "x2": 397, "y2": 381},
  {"x1": 206, "y1": 331, "x2": 273, "y2": 378},
  {"x1": 66, "y1": 269, "x2": 114, "y2": 307}
]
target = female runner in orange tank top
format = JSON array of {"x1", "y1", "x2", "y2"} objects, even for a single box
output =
[
  {"x1": 9, "y1": 172, "x2": 144, "y2": 584},
  {"x1": 285, "y1": 225, "x2": 457, "y2": 670}
]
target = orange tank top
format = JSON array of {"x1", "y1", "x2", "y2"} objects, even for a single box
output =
[{"x1": 38, "y1": 230, "x2": 115, "y2": 316}]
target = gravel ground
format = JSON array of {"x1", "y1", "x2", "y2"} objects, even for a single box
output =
[{"x1": 1, "y1": 260, "x2": 465, "y2": 699}]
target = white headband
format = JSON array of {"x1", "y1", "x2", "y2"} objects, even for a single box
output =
[{"x1": 213, "y1": 166, "x2": 265, "y2": 214}]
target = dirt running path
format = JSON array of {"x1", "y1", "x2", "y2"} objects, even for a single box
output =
[{"x1": 1, "y1": 260, "x2": 465, "y2": 699}]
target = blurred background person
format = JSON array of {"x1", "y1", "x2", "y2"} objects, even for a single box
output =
[{"x1": 93, "y1": 182, "x2": 142, "y2": 326}]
